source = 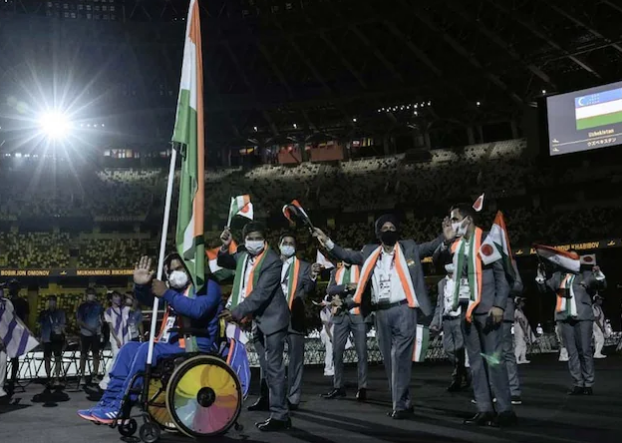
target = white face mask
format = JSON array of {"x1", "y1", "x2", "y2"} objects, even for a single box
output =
[
  {"x1": 245, "y1": 240, "x2": 265, "y2": 256},
  {"x1": 168, "y1": 270, "x2": 189, "y2": 289},
  {"x1": 280, "y1": 244, "x2": 295, "y2": 258}
]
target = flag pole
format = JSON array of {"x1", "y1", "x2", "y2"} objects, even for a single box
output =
[{"x1": 146, "y1": 146, "x2": 178, "y2": 367}]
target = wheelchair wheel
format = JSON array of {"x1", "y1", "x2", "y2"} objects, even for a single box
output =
[
  {"x1": 118, "y1": 419, "x2": 137, "y2": 437},
  {"x1": 147, "y1": 378, "x2": 177, "y2": 431},
  {"x1": 165, "y1": 355, "x2": 242, "y2": 438},
  {"x1": 139, "y1": 422, "x2": 161, "y2": 443}
]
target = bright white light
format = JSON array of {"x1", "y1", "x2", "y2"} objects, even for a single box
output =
[
  {"x1": 352, "y1": 118, "x2": 357, "y2": 122},
  {"x1": 253, "y1": 126, "x2": 258, "y2": 131},
  {"x1": 39, "y1": 112, "x2": 71, "y2": 139},
  {"x1": 476, "y1": 101, "x2": 481, "y2": 106},
  {"x1": 542, "y1": 89, "x2": 546, "y2": 94},
  {"x1": 293, "y1": 123, "x2": 297, "y2": 128}
]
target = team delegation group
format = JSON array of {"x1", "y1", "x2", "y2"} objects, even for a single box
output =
[{"x1": 71, "y1": 203, "x2": 607, "y2": 432}]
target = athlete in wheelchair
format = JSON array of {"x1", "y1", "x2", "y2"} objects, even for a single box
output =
[{"x1": 78, "y1": 253, "x2": 248, "y2": 441}]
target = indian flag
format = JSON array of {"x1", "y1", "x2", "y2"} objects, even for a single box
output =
[
  {"x1": 412, "y1": 324, "x2": 430, "y2": 363},
  {"x1": 575, "y1": 88, "x2": 622, "y2": 130},
  {"x1": 206, "y1": 242, "x2": 237, "y2": 282},
  {"x1": 535, "y1": 245, "x2": 580, "y2": 274},
  {"x1": 227, "y1": 195, "x2": 253, "y2": 226},
  {"x1": 172, "y1": 0, "x2": 205, "y2": 294},
  {"x1": 479, "y1": 211, "x2": 516, "y2": 282}
]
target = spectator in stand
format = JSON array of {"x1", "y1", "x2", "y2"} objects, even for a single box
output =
[
  {"x1": 100, "y1": 291, "x2": 131, "y2": 390},
  {"x1": 77, "y1": 288, "x2": 104, "y2": 386},
  {"x1": 38, "y1": 295, "x2": 66, "y2": 387},
  {"x1": 126, "y1": 292, "x2": 144, "y2": 342}
]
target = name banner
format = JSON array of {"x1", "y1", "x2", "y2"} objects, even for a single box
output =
[
  {"x1": 514, "y1": 238, "x2": 621, "y2": 257},
  {"x1": 0, "y1": 269, "x2": 134, "y2": 277}
]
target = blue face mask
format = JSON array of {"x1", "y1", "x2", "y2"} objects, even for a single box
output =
[
  {"x1": 280, "y1": 244, "x2": 295, "y2": 258},
  {"x1": 245, "y1": 240, "x2": 265, "y2": 256}
]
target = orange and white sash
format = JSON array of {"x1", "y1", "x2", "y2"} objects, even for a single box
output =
[
  {"x1": 450, "y1": 228, "x2": 483, "y2": 322},
  {"x1": 352, "y1": 243, "x2": 419, "y2": 308},
  {"x1": 156, "y1": 286, "x2": 192, "y2": 348}
]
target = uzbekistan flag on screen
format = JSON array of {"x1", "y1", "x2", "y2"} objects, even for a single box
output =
[{"x1": 575, "y1": 88, "x2": 622, "y2": 130}]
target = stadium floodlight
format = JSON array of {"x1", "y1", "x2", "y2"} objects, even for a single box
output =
[{"x1": 39, "y1": 112, "x2": 71, "y2": 139}]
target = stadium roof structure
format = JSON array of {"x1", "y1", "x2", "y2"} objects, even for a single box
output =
[{"x1": 1, "y1": 0, "x2": 622, "y2": 149}]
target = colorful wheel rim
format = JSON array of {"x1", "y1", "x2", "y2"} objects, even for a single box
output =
[
  {"x1": 147, "y1": 379, "x2": 177, "y2": 431},
  {"x1": 166, "y1": 355, "x2": 242, "y2": 438}
]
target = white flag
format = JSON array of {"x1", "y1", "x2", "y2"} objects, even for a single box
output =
[{"x1": 316, "y1": 250, "x2": 334, "y2": 269}]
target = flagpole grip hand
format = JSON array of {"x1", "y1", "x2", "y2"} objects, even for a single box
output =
[
  {"x1": 312, "y1": 228, "x2": 329, "y2": 247},
  {"x1": 220, "y1": 228, "x2": 233, "y2": 249}
]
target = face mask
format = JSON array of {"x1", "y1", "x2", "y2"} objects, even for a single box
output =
[
  {"x1": 245, "y1": 240, "x2": 265, "y2": 256},
  {"x1": 168, "y1": 270, "x2": 189, "y2": 289},
  {"x1": 452, "y1": 219, "x2": 469, "y2": 237},
  {"x1": 280, "y1": 244, "x2": 295, "y2": 258},
  {"x1": 87, "y1": 295, "x2": 96, "y2": 302},
  {"x1": 380, "y1": 230, "x2": 399, "y2": 246},
  {"x1": 112, "y1": 297, "x2": 121, "y2": 306},
  {"x1": 445, "y1": 264, "x2": 455, "y2": 274}
]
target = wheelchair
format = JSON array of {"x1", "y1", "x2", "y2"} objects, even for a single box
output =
[{"x1": 107, "y1": 328, "x2": 245, "y2": 443}]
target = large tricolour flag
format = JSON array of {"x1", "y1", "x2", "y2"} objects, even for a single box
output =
[
  {"x1": 479, "y1": 211, "x2": 516, "y2": 282},
  {"x1": 535, "y1": 245, "x2": 580, "y2": 274},
  {"x1": 575, "y1": 88, "x2": 622, "y2": 131},
  {"x1": 0, "y1": 298, "x2": 39, "y2": 359},
  {"x1": 172, "y1": 0, "x2": 205, "y2": 294},
  {"x1": 206, "y1": 241, "x2": 237, "y2": 281}
]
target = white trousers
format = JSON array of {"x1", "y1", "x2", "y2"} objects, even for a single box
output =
[
  {"x1": 0, "y1": 350, "x2": 7, "y2": 397},
  {"x1": 320, "y1": 327, "x2": 334, "y2": 375},
  {"x1": 99, "y1": 338, "x2": 121, "y2": 390},
  {"x1": 593, "y1": 324, "x2": 605, "y2": 357}
]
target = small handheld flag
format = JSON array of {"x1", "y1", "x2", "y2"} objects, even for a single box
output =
[
  {"x1": 473, "y1": 193, "x2": 485, "y2": 212},
  {"x1": 227, "y1": 195, "x2": 253, "y2": 227},
  {"x1": 412, "y1": 324, "x2": 430, "y2": 363},
  {"x1": 316, "y1": 250, "x2": 335, "y2": 270},
  {"x1": 282, "y1": 200, "x2": 315, "y2": 232}
]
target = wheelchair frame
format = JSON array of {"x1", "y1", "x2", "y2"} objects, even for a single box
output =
[{"x1": 105, "y1": 352, "x2": 243, "y2": 443}]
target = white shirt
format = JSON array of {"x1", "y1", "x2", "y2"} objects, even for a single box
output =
[
  {"x1": 371, "y1": 248, "x2": 406, "y2": 304},
  {"x1": 443, "y1": 277, "x2": 461, "y2": 317},
  {"x1": 104, "y1": 305, "x2": 131, "y2": 345},
  {"x1": 242, "y1": 255, "x2": 256, "y2": 300},
  {"x1": 281, "y1": 256, "x2": 294, "y2": 297}
]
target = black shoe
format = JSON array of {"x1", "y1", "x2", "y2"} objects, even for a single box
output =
[
  {"x1": 567, "y1": 386, "x2": 584, "y2": 396},
  {"x1": 247, "y1": 397, "x2": 270, "y2": 412},
  {"x1": 496, "y1": 411, "x2": 518, "y2": 427},
  {"x1": 387, "y1": 408, "x2": 413, "y2": 420},
  {"x1": 447, "y1": 380, "x2": 462, "y2": 392},
  {"x1": 583, "y1": 387, "x2": 593, "y2": 396},
  {"x1": 463, "y1": 412, "x2": 497, "y2": 427},
  {"x1": 356, "y1": 388, "x2": 367, "y2": 402},
  {"x1": 256, "y1": 418, "x2": 292, "y2": 432},
  {"x1": 321, "y1": 388, "x2": 346, "y2": 399},
  {"x1": 511, "y1": 396, "x2": 522, "y2": 405},
  {"x1": 287, "y1": 401, "x2": 299, "y2": 411}
]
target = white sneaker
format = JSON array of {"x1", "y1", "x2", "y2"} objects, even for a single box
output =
[
  {"x1": 559, "y1": 357, "x2": 569, "y2": 362},
  {"x1": 594, "y1": 354, "x2": 607, "y2": 359},
  {"x1": 324, "y1": 371, "x2": 334, "y2": 377}
]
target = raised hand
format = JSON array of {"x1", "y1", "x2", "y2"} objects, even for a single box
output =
[
  {"x1": 220, "y1": 227, "x2": 232, "y2": 247},
  {"x1": 134, "y1": 256, "x2": 155, "y2": 285},
  {"x1": 442, "y1": 216, "x2": 456, "y2": 242}
]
